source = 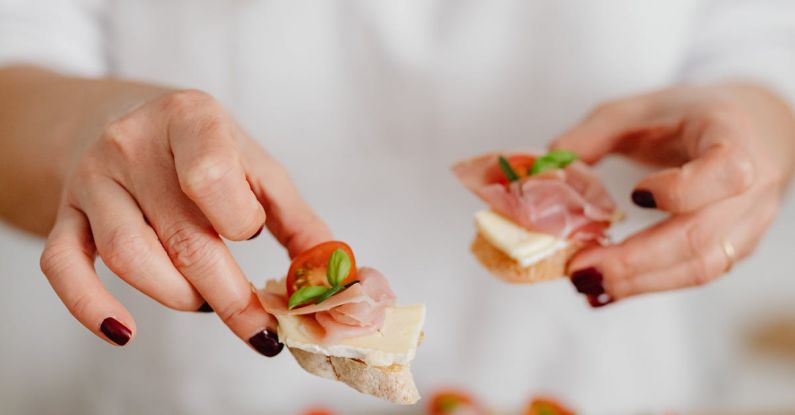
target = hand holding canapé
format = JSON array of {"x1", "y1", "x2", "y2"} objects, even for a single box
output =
[
  {"x1": 555, "y1": 84, "x2": 795, "y2": 305},
  {"x1": 8, "y1": 74, "x2": 334, "y2": 353}
]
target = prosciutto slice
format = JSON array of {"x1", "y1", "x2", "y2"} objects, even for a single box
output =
[
  {"x1": 259, "y1": 267, "x2": 396, "y2": 344},
  {"x1": 452, "y1": 152, "x2": 617, "y2": 241}
]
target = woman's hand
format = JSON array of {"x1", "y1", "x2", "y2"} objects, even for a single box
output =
[
  {"x1": 39, "y1": 89, "x2": 331, "y2": 353},
  {"x1": 552, "y1": 84, "x2": 795, "y2": 306}
]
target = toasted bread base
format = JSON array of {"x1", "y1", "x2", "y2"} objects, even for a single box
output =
[
  {"x1": 470, "y1": 232, "x2": 583, "y2": 284},
  {"x1": 289, "y1": 348, "x2": 420, "y2": 405}
]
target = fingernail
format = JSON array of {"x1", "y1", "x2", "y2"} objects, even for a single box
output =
[
  {"x1": 631, "y1": 189, "x2": 656, "y2": 208},
  {"x1": 570, "y1": 267, "x2": 605, "y2": 295},
  {"x1": 249, "y1": 329, "x2": 283, "y2": 357},
  {"x1": 587, "y1": 293, "x2": 614, "y2": 308},
  {"x1": 100, "y1": 317, "x2": 132, "y2": 346},
  {"x1": 247, "y1": 225, "x2": 264, "y2": 240},
  {"x1": 197, "y1": 302, "x2": 213, "y2": 313}
]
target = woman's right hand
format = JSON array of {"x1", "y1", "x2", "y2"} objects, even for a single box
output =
[{"x1": 39, "y1": 89, "x2": 332, "y2": 355}]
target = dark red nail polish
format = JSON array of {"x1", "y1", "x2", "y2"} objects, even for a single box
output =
[
  {"x1": 197, "y1": 302, "x2": 213, "y2": 313},
  {"x1": 587, "y1": 293, "x2": 614, "y2": 308},
  {"x1": 570, "y1": 267, "x2": 605, "y2": 295},
  {"x1": 631, "y1": 189, "x2": 656, "y2": 208},
  {"x1": 247, "y1": 226, "x2": 264, "y2": 240},
  {"x1": 249, "y1": 329, "x2": 283, "y2": 357},
  {"x1": 100, "y1": 317, "x2": 131, "y2": 346}
]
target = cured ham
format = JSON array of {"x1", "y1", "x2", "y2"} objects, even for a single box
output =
[
  {"x1": 452, "y1": 152, "x2": 616, "y2": 241},
  {"x1": 260, "y1": 267, "x2": 395, "y2": 343}
]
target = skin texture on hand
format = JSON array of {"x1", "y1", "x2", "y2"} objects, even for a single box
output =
[
  {"x1": 553, "y1": 83, "x2": 795, "y2": 305},
  {"x1": 0, "y1": 66, "x2": 331, "y2": 352}
]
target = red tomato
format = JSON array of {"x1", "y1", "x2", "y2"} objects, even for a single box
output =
[
  {"x1": 286, "y1": 241, "x2": 357, "y2": 297},
  {"x1": 427, "y1": 389, "x2": 484, "y2": 415},
  {"x1": 524, "y1": 397, "x2": 575, "y2": 415},
  {"x1": 491, "y1": 154, "x2": 537, "y2": 185}
]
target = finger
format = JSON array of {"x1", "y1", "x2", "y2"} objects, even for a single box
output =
[
  {"x1": 40, "y1": 205, "x2": 136, "y2": 346},
  {"x1": 167, "y1": 91, "x2": 266, "y2": 241},
  {"x1": 242, "y1": 140, "x2": 333, "y2": 258},
  {"x1": 607, "y1": 245, "x2": 729, "y2": 299},
  {"x1": 75, "y1": 175, "x2": 204, "y2": 311},
  {"x1": 130, "y1": 157, "x2": 281, "y2": 356},
  {"x1": 633, "y1": 130, "x2": 755, "y2": 213},
  {"x1": 568, "y1": 195, "x2": 752, "y2": 298},
  {"x1": 609, "y1": 195, "x2": 777, "y2": 298}
]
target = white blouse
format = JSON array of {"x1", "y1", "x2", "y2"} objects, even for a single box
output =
[{"x1": 1, "y1": 1, "x2": 794, "y2": 414}]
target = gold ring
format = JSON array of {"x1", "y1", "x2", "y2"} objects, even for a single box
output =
[{"x1": 721, "y1": 239, "x2": 736, "y2": 273}]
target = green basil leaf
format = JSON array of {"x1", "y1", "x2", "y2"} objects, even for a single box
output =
[
  {"x1": 498, "y1": 155, "x2": 520, "y2": 182},
  {"x1": 326, "y1": 248, "x2": 351, "y2": 286},
  {"x1": 530, "y1": 159, "x2": 558, "y2": 175},
  {"x1": 531, "y1": 150, "x2": 578, "y2": 175},
  {"x1": 545, "y1": 149, "x2": 578, "y2": 165},
  {"x1": 314, "y1": 285, "x2": 346, "y2": 305},
  {"x1": 288, "y1": 285, "x2": 329, "y2": 309}
]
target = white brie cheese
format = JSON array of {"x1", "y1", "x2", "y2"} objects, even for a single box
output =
[
  {"x1": 275, "y1": 304, "x2": 425, "y2": 367},
  {"x1": 475, "y1": 209, "x2": 567, "y2": 267}
]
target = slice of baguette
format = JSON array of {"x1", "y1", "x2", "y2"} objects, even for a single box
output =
[
  {"x1": 289, "y1": 348, "x2": 420, "y2": 405},
  {"x1": 470, "y1": 232, "x2": 584, "y2": 284}
]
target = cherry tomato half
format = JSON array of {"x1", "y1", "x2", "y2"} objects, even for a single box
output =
[{"x1": 286, "y1": 241, "x2": 357, "y2": 297}]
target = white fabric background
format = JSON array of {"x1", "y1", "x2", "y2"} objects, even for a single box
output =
[{"x1": 1, "y1": 1, "x2": 794, "y2": 414}]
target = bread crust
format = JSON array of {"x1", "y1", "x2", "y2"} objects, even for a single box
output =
[
  {"x1": 289, "y1": 348, "x2": 420, "y2": 405},
  {"x1": 470, "y1": 232, "x2": 584, "y2": 283}
]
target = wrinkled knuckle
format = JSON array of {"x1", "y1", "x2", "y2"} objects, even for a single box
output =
[
  {"x1": 162, "y1": 225, "x2": 217, "y2": 273},
  {"x1": 100, "y1": 227, "x2": 152, "y2": 275},
  {"x1": 40, "y1": 243, "x2": 74, "y2": 280},
  {"x1": 181, "y1": 154, "x2": 238, "y2": 199},
  {"x1": 161, "y1": 89, "x2": 217, "y2": 115},
  {"x1": 217, "y1": 295, "x2": 255, "y2": 325},
  {"x1": 102, "y1": 116, "x2": 143, "y2": 160}
]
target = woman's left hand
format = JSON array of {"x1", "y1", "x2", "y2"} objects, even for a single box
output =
[{"x1": 552, "y1": 83, "x2": 795, "y2": 306}]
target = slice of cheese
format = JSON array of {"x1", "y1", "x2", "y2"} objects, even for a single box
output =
[
  {"x1": 275, "y1": 305, "x2": 426, "y2": 368},
  {"x1": 475, "y1": 209, "x2": 567, "y2": 267}
]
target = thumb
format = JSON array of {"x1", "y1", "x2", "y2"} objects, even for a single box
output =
[{"x1": 242, "y1": 141, "x2": 333, "y2": 258}]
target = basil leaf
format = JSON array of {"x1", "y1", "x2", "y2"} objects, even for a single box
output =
[
  {"x1": 288, "y1": 285, "x2": 329, "y2": 309},
  {"x1": 498, "y1": 155, "x2": 520, "y2": 182},
  {"x1": 326, "y1": 248, "x2": 351, "y2": 286},
  {"x1": 545, "y1": 149, "x2": 577, "y2": 165},
  {"x1": 314, "y1": 285, "x2": 346, "y2": 305},
  {"x1": 530, "y1": 159, "x2": 558, "y2": 175},
  {"x1": 531, "y1": 150, "x2": 578, "y2": 175}
]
